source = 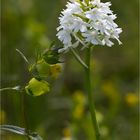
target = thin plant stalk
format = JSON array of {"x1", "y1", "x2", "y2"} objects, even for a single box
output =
[
  {"x1": 71, "y1": 46, "x2": 101, "y2": 139},
  {"x1": 85, "y1": 47, "x2": 100, "y2": 140},
  {"x1": 15, "y1": 49, "x2": 31, "y2": 139},
  {"x1": 21, "y1": 91, "x2": 31, "y2": 140},
  {"x1": 0, "y1": 86, "x2": 20, "y2": 92}
]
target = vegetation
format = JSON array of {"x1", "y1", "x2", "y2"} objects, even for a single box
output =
[{"x1": 1, "y1": 0, "x2": 139, "y2": 140}]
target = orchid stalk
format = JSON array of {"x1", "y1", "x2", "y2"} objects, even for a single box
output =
[
  {"x1": 85, "y1": 46, "x2": 100, "y2": 139},
  {"x1": 57, "y1": 0, "x2": 122, "y2": 139}
]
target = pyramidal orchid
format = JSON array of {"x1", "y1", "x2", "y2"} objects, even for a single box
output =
[{"x1": 57, "y1": 0, "x2": 122, "y2": 53}]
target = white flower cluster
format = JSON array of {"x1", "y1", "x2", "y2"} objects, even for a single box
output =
[{"x1": 57, "y1": 0, "x2": 122, "y2": 52}]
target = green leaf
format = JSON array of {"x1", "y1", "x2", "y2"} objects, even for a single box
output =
[
  {"x1": 29, "y1": 59, "x2": 50, "y2": 80},
  {"x1": 43, "y1": 42, "x2": 61, "y2": 64},
  {"x1": 25, "y1": 78, "x2": 50, "y2": 96},
  {"x1": 43, "y1": 50, "x2": 60, "y2": 64},
  {"x1": 29, "y1": 64, "x2": 42, "y2": 80},
  {"x1": 0, "y1": 125, "x2": 43, "y2": 140},
  {"x1": 36, "y1": 59, "x2": 50, "y2": 77}
]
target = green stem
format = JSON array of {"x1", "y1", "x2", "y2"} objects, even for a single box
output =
[
  {"x1": 85, "y1": 47, "x2": 100, "y2": 140},
  {"x1": 21, "y1": 92, "x2": 30, "y2": 140},
  {"x1": 0, "y1": 86, "x2": 20, "y2": 92}
]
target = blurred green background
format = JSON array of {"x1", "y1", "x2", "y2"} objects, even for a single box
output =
[{"x1": 1, "y1": 0, "x2": 139, "y2": 140}]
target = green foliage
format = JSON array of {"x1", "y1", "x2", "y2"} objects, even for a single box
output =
[
  {"x1": 0, "y1": 125, "x2": 43, "y2": 140},
  {"x1": 29, "y1": 59, "x2": 50, "y2": 80},
  {"x1": 1, "y1": 0, "x2": 139, "y2": 140},
  {"x1": 43, "y1": 42, "x2": 61, "y2": 64}
]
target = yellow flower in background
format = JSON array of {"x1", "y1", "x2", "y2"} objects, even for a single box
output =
[
  {"x1": 102, "y1": 81, "x2": 121, "y2": 117},
  {"x1": 72, "y1": 90, "x2": 86, "y2": 119},
  {"x1": 73, "y1": 105, "x2": 85, "y2": 120},
  {"x1": 100, "y1": 126, "x2": 109, "y2": 137},
  {"x1": 73, "y1": 90, "x2": 86, "y2": 104},
  {"x1": 62, "y1": 137, "x2": 72, "y2": 140},
  {"x1": 102, "y1": 81, "x2": 117, "y2": 95},
  {"x1": 62, "y1": 127, "x2": 71, "y2": 138},
  {"x1": 125, "y1": 93, "x2": 139, "y2": 107},
  {"x1": 0, "y1": 110, "x2": 6, "y2": 124},
  {"x1": 102, "y1": 81, "x2": 120, "y2": 101},
  {"x1": 50, "y1": 64, "x2": 62, "y2": 78},
  {"x1": 96, "y1": 111, "x2": 103, "y2": 124},
  {"x1": 62, "y1": 127, "x2": 72, "y2": 140}
]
